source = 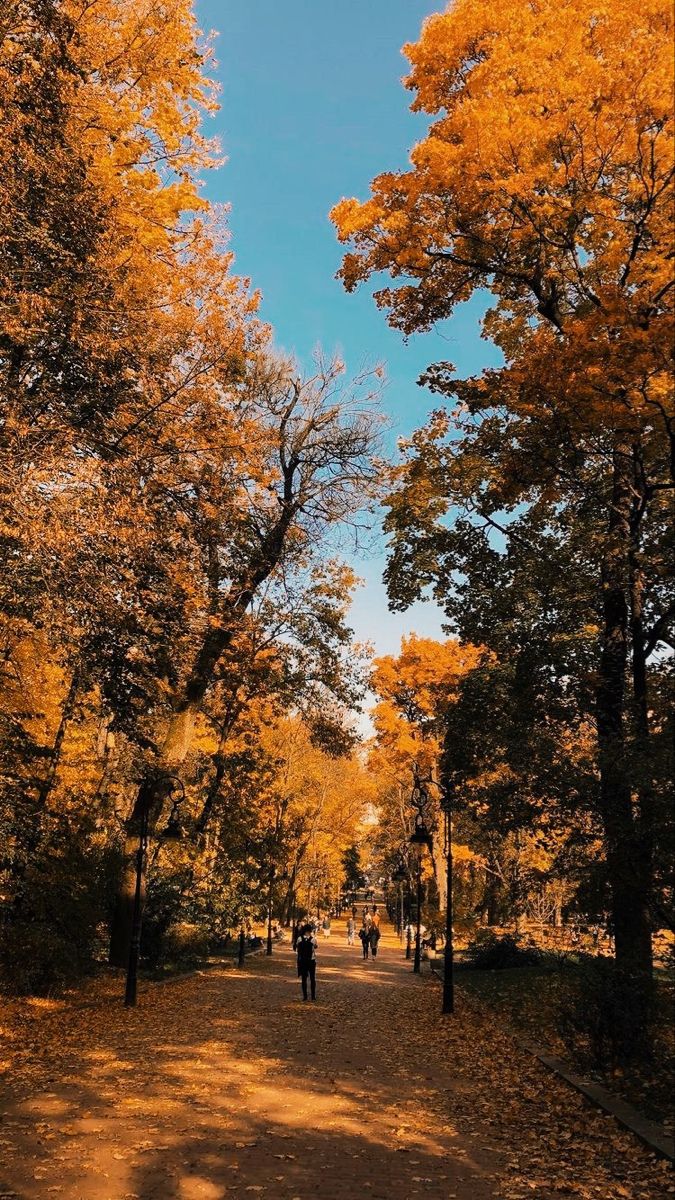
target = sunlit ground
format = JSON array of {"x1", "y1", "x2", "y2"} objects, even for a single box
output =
[{"x1": 1, "y1": 921, "x2": 669, "y2": 1200}]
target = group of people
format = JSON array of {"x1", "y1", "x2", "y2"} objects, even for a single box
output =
[
  {"x1": 347, "y1": 904, "x2": 381, "y2": 959},
  {"x1": 295, "y1": 903, "x2": 383, "y2": 1001}
]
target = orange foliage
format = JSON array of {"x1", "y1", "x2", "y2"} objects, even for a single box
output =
[
  {"x1": 371, "y1": 634, "x2": 485, "y2": 777},
  {"x1": 332, "y1": 0, "x2": 674, "y2": 442}
]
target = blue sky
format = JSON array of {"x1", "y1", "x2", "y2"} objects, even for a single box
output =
[{"x1": 195, "y1": 1, "x2": 501, "y2": 669}]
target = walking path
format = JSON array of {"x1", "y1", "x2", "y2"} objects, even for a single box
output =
[{"x1": 1, "y1": 919, "x2": 669, "y2": 1200}]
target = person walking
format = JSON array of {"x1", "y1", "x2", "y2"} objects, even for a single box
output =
[
  {"x1": 369, "y1": 922, "x2": 381, "y2": 958},
  {"x1": 371, "y1": 905, "x2": 380, "y2": 930},
  {"x1": 322, "y1": 914, "x2": 331, "y2": 939},
  {"x1": 296, "y1": 923, "x2": 318, "y2": 1001},
  {"x1": 346, "y1": 916, "x2": 355, "y2": 945},
  {"x1": 359, "y1": 924, "x2": 370, "y2": 959}
]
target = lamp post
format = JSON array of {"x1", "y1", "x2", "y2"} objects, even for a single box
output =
[
  {"x1": 409, "y1": 812, "x2": 432, "y2": 975},
  {"x1": 440, "y1": 781, "x2": 455, "y2": 1014},
  {"x1": 124, "y1": 772, "x2": 185, "y2": 1007}
]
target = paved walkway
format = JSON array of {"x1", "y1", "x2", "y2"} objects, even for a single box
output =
[{"x1": 1, "y1": 919, "x2": 669, "y2": 1199}]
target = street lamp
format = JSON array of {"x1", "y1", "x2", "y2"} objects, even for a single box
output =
[
  {"x1": 409, "y1": 812, "x2": 432, "y2": 975},
  {"x1": 124, "y1": 771, "x2": 185, "y2": 1007},
  {"x1": 440, "y1": 781, "x2": 455, "y2": 1014}
]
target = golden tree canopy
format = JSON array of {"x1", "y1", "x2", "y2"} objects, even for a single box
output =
[{"x1": 332, "y1": 0, "x2": 673, "y2": 334}]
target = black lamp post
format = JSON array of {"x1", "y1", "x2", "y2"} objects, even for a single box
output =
[
  {"x1": 409, "y1": 813, "x2": 432, "y2": 974},
  {"x1": 124, "y1": 772, "x2": 185, "y2": 1008},
  {"x1": 440, "y1": 781, "x2": 455, "y2": 1014}
]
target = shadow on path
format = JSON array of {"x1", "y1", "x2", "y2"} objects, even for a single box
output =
[{"x1": 0, "y1": 923, "x2": 499, "y2": 1199}]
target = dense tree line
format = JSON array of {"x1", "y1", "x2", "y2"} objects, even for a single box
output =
[
  {"x1": 333, "y1": 0, "x2": 673, "y2": 1029},
  {"x1": 1, "y1": 0, "x2": 672, "y2": 1044},
  {"x1": 0, "y1": 0, "x2": 377, "y2": 990}
]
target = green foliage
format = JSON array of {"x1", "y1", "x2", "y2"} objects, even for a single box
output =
[
  {"x1": 0, "y1": 826, "x2": 122, "y2": 994},
  {"x1": 158, "y1": 923, "x2": 212, "y2": 970},
  {"x1": 342, "y1": 844, "x2": 365, "y2": 892},
  {"x1": 140, "y1": 870, "x2": 194, "y2": 969},
  {"x1": 555, "y1": 956, "x2": 655, "y2": 1070},
  {"x1": 465, "y1": 929, "x2": 544, "y2": 970}
]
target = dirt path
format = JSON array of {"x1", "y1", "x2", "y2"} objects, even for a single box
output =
[{"x1": 0, "y1": 920, "x2": 670, "y2": 1200}]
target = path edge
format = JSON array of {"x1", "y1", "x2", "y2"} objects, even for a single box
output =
[
  {"x1": 428, "y1": 960, "x2": 674, "y2": 1162},
  {"x1": 519, "y1": 1039, "x2": 674, "y2": 1162}
]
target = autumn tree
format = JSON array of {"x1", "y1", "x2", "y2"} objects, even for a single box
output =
[
  {"x1": 87, "y1": 352, "x2": 381, "y2": 962},
  {"x1": 244, "y1": 715, "x2": 372, "y2": 928},
  {"x1": 342, "y1": 845, "x2": 366, "y2": 893},
  {"x1": 1, "y1": 0, "x2": 260, "y2": 969},
  {"x1": 195, "y1": 558, "x2": 368, "y2": 837},
  {"x1": 1, "y1": 4, "x2": 382, "y2": 987},
  {"x1": 1, "y1": 0, "x2": 256, "y2": 792},
  {"x1": 369, "y1": 635, "x2": 484, "y2": 911},
  {"x1": 332, "y1": 0, "x2": 674, "y2": 979}
]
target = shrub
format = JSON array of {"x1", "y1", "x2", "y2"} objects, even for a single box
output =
[
  {"x1": 161, "y1": 921, "x2": 211, "y2": 966},
  {"x1": 465, "y1": 929, "x2": 544, "y2": 970},
  {"x1": 555, "y1": 954, "x2": 654, "y2": 1070},
  {"x1": 0, "y1": 835, "x2": 121, "y2": 995},
  {"x1": 140, "y1": 871, "x2": 189, "y2": 968}
]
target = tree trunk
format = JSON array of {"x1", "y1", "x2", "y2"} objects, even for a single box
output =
[
  {"x1": 109, "y1": 834, "x2": 143, "y2": 968},
  {"x1": 198, "y1": 752, "x2": 228, "y2": 836},
  {"x1": 35, "y1": 664, "x2": 80, "y2": 813},
  {"x1": 281, "y1": 860, "x2": 299, "y2": 926},
  {"x1": 485, "y1": 875, "x2": 501, "y2": 926},
  {"x1": 196, "y1": 701, "x2": 243, "y2": 833},
  {"x1": 11, "y1": 664, "x2": 81, "y2": 916},
  {"x1": 108, "y1": 777, "x2": 173, "y2": 967},
  {"x1": 596, "y1": 441, "x2": 652, "y2": 978},
  {"x1": 108, "y1": 495, "x2": 300, "y2": 965},
  {"x1": 266, "y1": 867, "x2": 275, "y2": 955},
  {"x1": 432, "y1": 839, "x2": 447, "y2": 912},
  {"x1": 629, "y1": 444, "x2": 656, "y2": 948},
  {"x1": 511, "y1": 831, "x2": 525, "y2": 933},
  {"x1": 108, "y1": 631, "x2": 237, "y2": 964}
]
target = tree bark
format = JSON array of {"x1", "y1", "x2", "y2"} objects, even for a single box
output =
[
  {"x1": 109, "y1": 834, "x2": 143, "y2": 968},
  {"x1": 13, "y1": 663, "x2": 81, "y2": 908},
  {"x1": 596, "y1": 441, "x2": 652, "y2": 978},
  {"x1": 628, "y1": 443, "x2": 656, "y2": 955},
  {"x1": 109, "y1": 505, "x2": 299, "y2": 963},
  {"x1": 431, "y1": 838, "x2": 447, "y2": 912},
  {"x1": 35, "y1": 664, "x2": 80, "y2": 813},
  {"x1": 280, "y1": 864, "x2": 297, "y2": 927},
  {"x1": 486, "y1": 878, "x2": 501, "y2": 926}
]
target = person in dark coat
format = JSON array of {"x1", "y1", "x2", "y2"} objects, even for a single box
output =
[
  {"x1": 296, "y1": 923, "x2": 318, "y2": 1000},
  {"x1": 359, "y1": 924, "x2": 370, "y2": 959},
  {"x1": 369, "y1": 923, "x2": 381, "y2": 958}
]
